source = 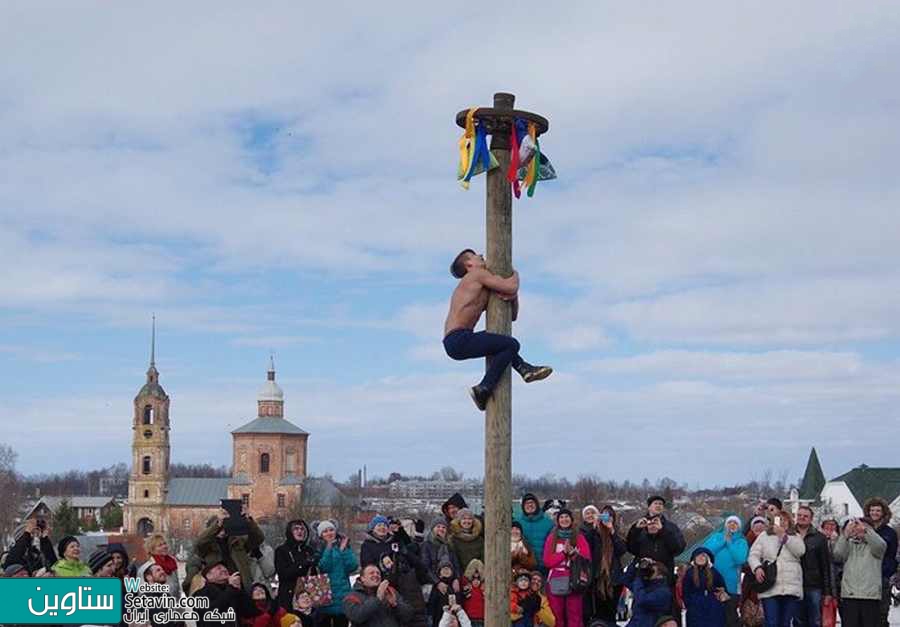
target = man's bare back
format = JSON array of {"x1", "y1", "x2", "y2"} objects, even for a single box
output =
[{"x1": 444, "y1": 274, "x2": 490, "y2": 335}]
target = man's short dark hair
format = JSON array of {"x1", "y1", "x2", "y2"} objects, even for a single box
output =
[
  {"x1": 797, "y1": 505, "x2": 814, "y2": 516},
  {"x1": 766, "y1": 497, "x2": 783, "y2": 510},
  {"x1": 450, "y1": 249, "x2": 476, "y2": 279}
]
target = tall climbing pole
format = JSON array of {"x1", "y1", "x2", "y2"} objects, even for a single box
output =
[{"x1": 455, "y1": 93, "x2": 549, "y2": 627}]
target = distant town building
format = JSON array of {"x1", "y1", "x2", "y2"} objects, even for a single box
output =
[
  {"x1": 387, "y1": 480, "x2": 484, "y2": 500},
  {"x1": 24, "y1": 496, "x2": 119, "y2": 526}
]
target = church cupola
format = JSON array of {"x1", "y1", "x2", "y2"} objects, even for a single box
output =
[{"x1": 257, "y1": 355, "x2": 284, "y2": 418}]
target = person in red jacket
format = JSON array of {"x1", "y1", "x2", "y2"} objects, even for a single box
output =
[
  {"x1": 460, "y1": 559, "x2": 485, "y2": 627},
  {"x1": 243, "y1": 583, "x2": 286, "y2": 627},
  {"x1": 542, "y1": 509, "x2": 591, "y2": 627}
]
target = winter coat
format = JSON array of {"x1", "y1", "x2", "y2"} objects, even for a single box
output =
[
  {"x1": 511, "y1": 538, "x2": 538, "y2": 572},
  {"x1": 702, "y1": 530, "x2": 749, "y2": 595},
  {"x1": 626, "y1": 516, "x2": 686, "y2": 579},
  {"x1": 535, "y1": 593, "x2": 555, "y2": 627},
  {"x1": 514, "y1": 511, "x2": 554, "y2": 571},
  {"x1": 249, "y1": 544, "x2": 276, "y2": 586},
  {"x1": 832, "y1": 526, "x2": 887, "y2": 600},
  {"x1": 241, "y1": 601, "x2": 286, "y2": 627},
  {"x1": 460, "y1": 576, "x2": 484, "y2": 621},
  {"x1": 192, "y1": 581, "x2": 254, "y2": 627},
  {"x1": 3, "y1": 531, "x2": 57, "y2": 575},
  {"x1": 624, "y1": 575, "x2": 672, "y2": 627},
  {"x1": 584, "y1": 524, "x2": 628, "y2": 588},
  {"x1": 193, "y1": 516, "x2": 266, "y2": 594},
  {"x1": 317, "y1": 541, "x2": 359, "y2": 615},
  {"x1": 681, "y1": 565, "x2": 726, "y2": 627},
  {"x1": 360, "y1": 532, "x2": 398, "y2": 569},
  {"x1": 342, "y1": 580, "x2": 414, "y2": 627},
  {"x1": 510, "y1": 588, "x2": 541, "y2": 625},
  {"x1": 798, "y1": 528, "x2": 833, "y2": 594},
  {"x1": 427, "y1": 577, "x2": 462, "y2": 626},
  {"x1": 874, "y1": 523, "x2": 899, "y2": 580},
  {"x1": 747, "y1": 532, "x2": 806, "y2": 599},
  {"x1": 52, "y1": 558, "x2": 92, "y2": 577},
  {"x1": 274, "y1": 520, "x2": 320, "y2": 611},
  {"x1": 421, "y1": 530, "x2": 461, "y2": 581},
  {"x1": 449, "y1": 518, "x2": 485, "y2": 573},
  {"x1": 542, "y1": 530, "x2": 591, "y2": 587}
]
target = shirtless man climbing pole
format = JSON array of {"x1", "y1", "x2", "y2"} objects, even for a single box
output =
[{"x1": 443, "y1": 248, "x2": 552, "y2": 410}]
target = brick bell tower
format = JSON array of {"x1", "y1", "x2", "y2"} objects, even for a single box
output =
[{"x1": 125, "y1": 316, "x2": 171, "y2": 536}]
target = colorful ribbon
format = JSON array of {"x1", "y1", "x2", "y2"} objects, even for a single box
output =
[
  {"x1": 523, "y1": 122, "x2": 540, "y2": 197},
  {"x1": 457, "y1": 108, "x2": 478, "y2": 189}
]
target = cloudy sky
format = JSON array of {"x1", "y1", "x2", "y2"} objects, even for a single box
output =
[{"x1": 2, "y1": 2, "x2": 899, "y2": 487}]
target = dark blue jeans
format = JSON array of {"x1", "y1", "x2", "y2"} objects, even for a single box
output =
[
  {"x1": 794, "y1": 588, "x2": 822, "y2": 627},
  {"x1": 761, "y1": 595, "x2": 800, "y2": 627},
  {"x1": 443, "y1": 328, "x2": 522, "y2": 392}
]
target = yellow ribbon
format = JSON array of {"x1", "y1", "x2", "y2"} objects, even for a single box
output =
[
  {"x1": 457, "y1": 108, "x2": 478, "y2": 189},
  {"x1": 523, "y1": 122, "x2": 538, "y2": 189}
]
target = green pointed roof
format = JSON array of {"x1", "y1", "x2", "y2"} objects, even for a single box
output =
[{"x1": 799, "y1": 447, "x2": 826, "y2": 500}]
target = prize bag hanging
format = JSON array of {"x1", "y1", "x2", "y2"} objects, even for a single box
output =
[{"x1": 457, "y1": 108, "x2": 498, "y2": 189}]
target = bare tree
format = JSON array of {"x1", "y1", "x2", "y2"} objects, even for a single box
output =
[{"x1": 0, "y1": 443, "x2": 22, "y2": 539}]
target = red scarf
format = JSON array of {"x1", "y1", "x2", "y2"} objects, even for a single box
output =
[{"x1": 153, "y1": 553, "x2": 178, "y2": 575}]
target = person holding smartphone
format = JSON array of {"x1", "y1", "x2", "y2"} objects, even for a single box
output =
[
  {"x1": 747, "y1": 510, "x2": 805, "y2": 627},
  {"x1": 585, "y1": 505, "x2": 627, "y2": 624}
]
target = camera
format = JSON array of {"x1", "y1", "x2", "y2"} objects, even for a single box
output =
[
  {"x1": 36, "y1": 518, "x2": 47, "y2": 531},
  {"x1": 637, "y1": 558, "x2": 655, "y2": 579}
]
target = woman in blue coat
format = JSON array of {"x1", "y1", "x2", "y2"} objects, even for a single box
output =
[
  {"x1": 702, "y1": 515, "x2": 748, "y2": 626},
  {"x1": 316, "y1": 521, "x2": 359, "y2": 627},
  {"x1": 513, "y1": 494, "x2": 554, "y2": 573},
  {"x1": 682, "y1": 547, "x2": 727, "y2": 627}
]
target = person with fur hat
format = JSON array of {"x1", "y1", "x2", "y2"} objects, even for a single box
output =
[
  {"x1": 583, "y1": 504, "x2": 628, "y2": 624},
  {"x1": 681, "y1": 547, "x2": 727, "y2": 627},
  {"x1": 702, "y1": 515, "x2": 748, "y2": 626},
  {"x1": 51, "y1": 536, "x2": 91, "y2": 577},
  {"x1": 145, "y1": 533, "x2": 181, "y2": 599},
  {"x1": 427, "y1": 558, "x2": 463, "y2": 627},
  {"x1": 863, "y1": 497, "x2": 897, "y2": 627},
  {"x1": 514, "y1": 494, "x2": 554, "y2": 573},
  {"x1": 449, "y1": 509, "x2": 484, "y2": 574},
  {"x1": 2, "y1": 518, "x2": 57, "y2": 576},
  {"x1": 192, "y1": 561, "x2": 254, "y2": 627},
  {"x1": 511, "y1": 521, "x2": 537, "y2": 572},
  {"x1": 832, "y1": 515, "x2": 888, "y2": 627},
  {"x1": 274, "y1": 519, "x2": 319, "y2": 611},
  {"x1": 460, "y1": 559, "x2": 485, "y2": 627},
  {"x1": 343, "y1": 563, "x2": 414, "y2": 627},
  {"x1": 316, "y1": 520, "x2": 358, "y2": 627},
  {"x1": 422, "y1": 520, "x2": 462, "y2": 582},
  {"x1": 88, "y1": 547, "x2": 117, "y2": 577},
  {"x1": 747, "y1": 510, "x2": 805, "y2": 626},
  {"x1": 542, "y1": 508, "x2": 591, "y2": 627}
]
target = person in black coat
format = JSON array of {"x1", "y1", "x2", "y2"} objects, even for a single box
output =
[
  {"x1": 192, "y1": 561, "x2": 254, "y2": 627},
  {"x1": 2, "y1": 519, "x2": 57, "y2": 575},
  {"x1": 627, "y1": 498, "x2": 686, "y2": 626},
  {"x1": 274, "y1": 519, "x2": 320, "y2": 611},
  {"x1": 583, "y1": 505, "x2": 628, "y2": 624}
]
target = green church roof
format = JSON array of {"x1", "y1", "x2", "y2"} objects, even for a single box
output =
[
  {"x1": 799, "y1": 447, "x2": 826, "y2": 501},
  {"x1": 231, "y1": 417, "x2": 308, "y2": 435}
]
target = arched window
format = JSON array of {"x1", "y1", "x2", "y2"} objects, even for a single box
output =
[
  {"x1": 143, "y1": 489, "x2": 149, "y2": 498},
  {"x1": 285, "y1": 450, "x2": 296, "y2": 473},
  {"x1": 143, "y1": 405, "x2": 154, "y2": 425},
  {"x1": 137, "y1": 518, "x2": 154, "y2": 536},
  {"x1": 260, "y1": 453, "x2": 270, "y2": 473},
  {"x1": 142, "y1": 456, "x2": 152, "y2": 474}
]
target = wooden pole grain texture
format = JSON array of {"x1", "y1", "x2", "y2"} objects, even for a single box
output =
[{"x1": 484, "y1": 91, "x2": 514, "y2": 627}]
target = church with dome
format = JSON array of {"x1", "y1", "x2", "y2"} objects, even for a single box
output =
[{"x1": 123, "y1": 321, "x2": 310, "y2": 537}]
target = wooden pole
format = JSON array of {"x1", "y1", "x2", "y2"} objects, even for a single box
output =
[{"x1": 484, "y1": 91, "x2": 514, "y2": 627}]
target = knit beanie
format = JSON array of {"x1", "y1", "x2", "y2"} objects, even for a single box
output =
[
  {"x1": 57, "y1": 536, "x2": 78, "y2": 558},
  {"x1": 555, "y1": 508, "x2": 574, "y2": 521},
  {"x1": 281, "y1": 615, "x2": 300, "y2": 627},
  {"x1": 750, "y1": 516, "x2": 768, "y2": 528},
  {"x1": 647, "y1": 495, "x2": 666, "y2": 507},
  {"x1": 317, "y1": 520, "x2": 336, "y2": 537},
  {"x1": 725, "y1": 515, "x2": 742, "y2": 528},
  {"x1": 455, "y1": 508, "x2": 474, "y2": 521},
  {"x1": 512, "y1": 521, "x2": 523, "y2": 532},
  {"x1": 88, "y1": 548, "x2": 114, "y2": 574},
  {"x1": 582, "y1": 505, "x2": 600, "y2": 518},
  {"x1": 368, "y1": 515, "x2": 389, "y2": 532}
]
